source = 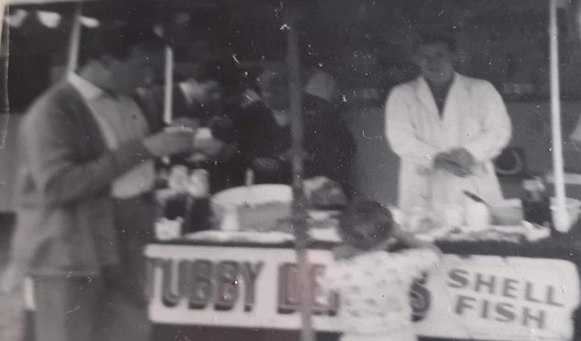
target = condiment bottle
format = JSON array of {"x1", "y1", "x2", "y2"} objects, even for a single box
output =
[
  {"x1": 522, "y1": 176, "x2": 555, "y2": 234},
  {"x1": 168, "y1": 165, "x2": 189, "y2": 193},
  {"x1": 187, "y1": 169, "x2": 210, "y2": 199},
  {"x1": 185, "y1": 168, "x2": 211, "y2": 234}
]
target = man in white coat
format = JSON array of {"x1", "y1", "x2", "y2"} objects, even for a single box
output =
[{"x1": 386, "y1": 31, "x2": 512, "y2": 212}]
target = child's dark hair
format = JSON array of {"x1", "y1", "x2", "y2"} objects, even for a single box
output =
[{"x1": 338, "y1": 200, "x2": 394, "y2": 250}]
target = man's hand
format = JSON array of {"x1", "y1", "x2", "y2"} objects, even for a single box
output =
[
  {"x1": 194, "y1": 137, "x2": 228, "y2": 158},
  {"x1": 434, "y1": 152, "x2": 452, "y2": 170},
  {"x1": 434, "y1": 150, "x2": 473, "y2": 177},
  {"x1": 434, "y1": 152, "x2": 463, "y2": 175},
  {"x1": 448, "y1": 148, "x2": 476, "y2": 176},
  {"x1": 143, "y1": 130, "x2": 195, "y2": 158}
]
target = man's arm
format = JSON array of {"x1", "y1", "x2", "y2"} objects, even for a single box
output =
[
  {"x1": 24, "y1": 107, "x2": 193, "y2": 206},
  {"x1": 463, "y1": 82, "x2": 512, "y2": 163},
  {"x1": 385, "y1": 87, "x2": 440, "y2": 169},
  {"x1": 24, "y1": 108, "x2": 154, "y2": 206}
]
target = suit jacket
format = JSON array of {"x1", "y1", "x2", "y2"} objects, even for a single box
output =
[
  {"x1": 235, "y1": 95, "x2": 357, "y2": 185},
  {"x1": 10, "y1": 81, "x2": 161, "y2": 277}
]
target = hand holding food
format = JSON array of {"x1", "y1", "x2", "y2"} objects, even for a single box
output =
[
  {"x1": 169, "y1": 117, "x2": 200, "y2": 131},
  {"x1": 194, "y1": 137, "x2": 228, "y2": 158},
  {"x1": 144, "y1": 130, "x2": 195, "y2": 157}
]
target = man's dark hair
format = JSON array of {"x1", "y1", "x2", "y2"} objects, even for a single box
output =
[
  {"x1": 79, "y1": 25, "x2": 167, "y2": 66},
  {"x1": 338, "y1": 199, "x2": 394, "y2": 250},
  {"x1": 414, "y1": 29, "x2": 457, "y2": 52}
]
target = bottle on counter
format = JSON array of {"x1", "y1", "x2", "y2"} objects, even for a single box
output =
[
  {"x1": 521, "y1": 175, "x2": 556, "y2": 235},
  {"x1": 156, "y1": 165, "x2": 212, "y2": 236},
  {"x1": 185, "y1": 168, "x2": 212, "y2": 234},
  {"x1": 187, "y1": 169, "x2": 210, "y2": 199},
  {"x1": 154, "y1": 168, "x2": 187, "y2": 240}
]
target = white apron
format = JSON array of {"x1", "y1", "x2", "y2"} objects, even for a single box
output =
[{"x1": 385, "y1": 73, "x2": 512, "y2": 211}]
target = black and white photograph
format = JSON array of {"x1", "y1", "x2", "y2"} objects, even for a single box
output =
[{"x1": 1, "y1": 0, "x2": 581, "y2": 341}]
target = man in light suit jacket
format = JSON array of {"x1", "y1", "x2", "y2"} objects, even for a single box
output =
[
  {"x1": 386, "y1": 30, "x2": 512, "y2": 213},
  {"x1": 2, "y1": 27, "x2": 195, "y2": 341}
]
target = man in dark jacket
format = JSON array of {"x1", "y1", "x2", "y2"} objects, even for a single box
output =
[
  {"x1": 2, "y1": 27, "x2": 194, "y2": 341},
  {"x1": 236, "y1": 66, "x2": 356, "y2": 186},
  {"x1": 141, "y1": 59, "x2": 244, "y2": 193}
]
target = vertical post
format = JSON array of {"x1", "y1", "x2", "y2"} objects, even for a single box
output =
[
  {"x1": 0, "y1": 4, "x2": 8, "y2": 150},
  {"x1": 286, "y1": 7, "x2": 304, "y2": 189},
  {"x1": 163, "y1": 45, "x2": 174, "y2": 125},
  {"x1": 0, "y1": 3, "x2": 5, "y2": 48},
  {"x1": 66, "y1": 3, "x2": 82, "y2": 74},
  {"x1": 576, "y1": 0, "x2": 581, "y2": 42},
  {"x1": 549, "y1": 0, "x2": 569, "y2": 232},
  {"x1": 284, "y1": 6, "x2": 314, "y2": 341}
]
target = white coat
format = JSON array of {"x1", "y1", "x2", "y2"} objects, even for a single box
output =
[{"x1": 385, "y1": 73, "x2": 512, "y2": 211}]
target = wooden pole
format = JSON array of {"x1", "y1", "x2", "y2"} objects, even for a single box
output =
[
  {"x1": 66, "y1": 2, "x2": 82, "y2": 74},
  {"x1": 0, "y1": 2, "x2": 5, "y2": 48},
  {"x1": 549, "y1": 0, "x2": 569, "y2": 232},
  {"x1": 0, "y1": 4, "x2": 7, "y2": 150},
  {"x1": 163, "y1": 45, "x2": 174, "y2": 125},
  {"x1": 576, "y1": 0, "x2": 581, "y2": 42},
  {"x1": 284, "y1": 6, "x2": 314, "y2": 341}
]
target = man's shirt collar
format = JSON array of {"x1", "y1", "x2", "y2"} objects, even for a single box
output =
[{"x1": 68, "y1": 72, "x2": 105, "y2": 101}]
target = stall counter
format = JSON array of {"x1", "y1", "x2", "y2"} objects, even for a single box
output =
[{"x1": 146, "y1": 221, "x2": 581, "y2": 341}]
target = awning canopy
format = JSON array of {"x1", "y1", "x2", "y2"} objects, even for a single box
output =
[{"x1": 6, "y1": 0, "x2": 223, "y2": 22}]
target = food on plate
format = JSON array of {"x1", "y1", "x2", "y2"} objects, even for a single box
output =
[{"x1": 211, "y1": 185, "x2": 292, "y2": 232}]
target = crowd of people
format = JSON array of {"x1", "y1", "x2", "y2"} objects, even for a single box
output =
[
  {"x1": 0, "y1": 23, "x2": 514, "y2": 341},
  {"x1": 147, "y1": 60, "x2": 357, "y2": 192}
]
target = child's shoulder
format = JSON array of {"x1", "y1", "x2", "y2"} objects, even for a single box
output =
[
  {"x1": 344, "y1": 250, "x2": 400, "y2": 269},
  {"x1": 393, "y1": 248, "x2": 440, "y2": 269},
  {"x1": 333, "y1": 248, "x2": 437, "y2": 267}
]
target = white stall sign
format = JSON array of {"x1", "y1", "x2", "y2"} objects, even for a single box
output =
[{"x1": 145, "y1": 244, "x2": 580, "y2": 341}]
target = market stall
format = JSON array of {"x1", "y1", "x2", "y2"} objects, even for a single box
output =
[
  {"x1": 145, "y1": 37, "x2": 581, "y2": 341},
  {"x1": 4, "y1": 1, "x2": 581, "y2": 341},
  {"x1": 145, "y1": 188, "x2": 581, "y2": 341},
  {"x1": 144, "y1": 2, "x2": 581, "y2": 341}
]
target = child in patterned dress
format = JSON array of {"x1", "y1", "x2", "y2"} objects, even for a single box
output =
[{"x1": 323, "y1": 200, "x2": 442, "y2": 341}]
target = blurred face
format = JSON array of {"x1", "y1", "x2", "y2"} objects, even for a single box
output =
[
  {"x1": 262, "y1": 87, "x2": 289, "y2": 111},
  {"x1": 182, "y1": 79, "x2": 222, "y2": 105},
  {"x1": 414, "y1": 42, "x2": 455, "y2": 85},
  {"x1": 259, "y1": 72, "x2": 289, "y2": 111},
  {"x1": 198, "y1": 80, "x2": 222, "y2": 105},
  {"x1": 108, "y1": 45, "x2": 164, "y2": 95}
]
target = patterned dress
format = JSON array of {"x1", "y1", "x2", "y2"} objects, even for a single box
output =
[{"x1": 323, "y1": 249, "x2": 438, "y2": 341}]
